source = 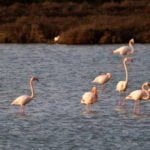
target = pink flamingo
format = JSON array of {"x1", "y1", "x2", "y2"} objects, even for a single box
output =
[
  {"x1": 125, "y1": 82, "x2": 150, "y2": 114},
  {"x1": 81, "y1": 86, "x2": 98, "y2": 112},
  {"x1": 11, "y1": 76, "x2": 39, "y2": 113},
  {"x1": 112, "y1": 38, "x2": 135, "y2": 56},
  {"x1": 92, "y1": 73, "x2": 112, "y2": 93},
  {"x1": 116, "y1": 57, "x2": 133, "y2": 106}
]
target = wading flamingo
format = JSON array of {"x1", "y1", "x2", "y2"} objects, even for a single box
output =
[
  {"x1": 81, "y1": 86, "x2": 98, "y2": 112},
  {"x1": 11, "y1": 76, "x2": 39, "y2": 113},
  {"x1": 116, "y1": 57, "x2": 133, "y2": 106},
  {"x1": 125, "y1": 82, "x2": 150, "y2": 114},
  {"x1": 112, "y1": 38, "x2": 135, "y2": 56},
  {"x1": 92, "y1": 73, "x2": 112, "y2": 93}
]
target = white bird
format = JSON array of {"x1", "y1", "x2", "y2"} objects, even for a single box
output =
[
  {"x1": 112, "y1": 38, "x2": 135, "y2": 56},
  {"x1": 92, "y1": 73, "x2": 112, "y2": 93},
  {"x1": 125, "y1": 82, "x2": 150, "y2": 114},
  {"x1": 81, "y1": 86, "x2": 98, "y2": 112},
  {"x1": 116, "y1": 57, "x2": 133, "y2": 105},
  {"x1": 54, "y1": 35, "x2": 60, "y2": 42},
  {"x1": 11, "y1": 76, "x2": 39, "y2": 113}
]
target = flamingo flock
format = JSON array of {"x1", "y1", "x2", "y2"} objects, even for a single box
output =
[
  {"x1": 81, "y1": 38, "x2": 150, "y2": 114},
  {"x1": 0, "y1": 38, "x2": 149, "y2": 115}
]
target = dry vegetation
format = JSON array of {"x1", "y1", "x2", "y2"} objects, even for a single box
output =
[{"x1": 0, "y1": 0, "x2": 150, "y2": 44}]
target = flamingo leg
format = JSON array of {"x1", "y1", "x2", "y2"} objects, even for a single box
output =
[
  {"x1": 20, "y1": 106, "x2": 24, "y2": 113},
  {"x1": 137, "y1": 100, "x2": 141, "y2": 114},
  {"x1": 117, "y1": 92, "x2": 122, "y2": 106},
  {"x1": 133, "y1": 100, "x2": 141, "y2": 114},
  {"x1": 101, "y1": 84, "x2": 105, "y2": 93},
  {"x1": 133, "y1": 101, "x2": 138, "y2": 114},
  {"x1": 120, "y1": 99, "x2": 126, "y2": 106},
  {"x1": 86, "y1": 104, "x2": 89, "y2": 112},
  {"x1": 86, "y1": 104, "x2": 92, "y2": 113},
  {"x1": 120, "y1": 93, "x2": 126, "y2": 106}
]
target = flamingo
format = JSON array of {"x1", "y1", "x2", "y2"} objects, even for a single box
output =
[
  {"x1": 125, "y1": 82, "x2": 150, "y2": 114},
  {"x1": 11, "y1": 76, "x2": 39, "y2": 113},
  {"x1": 81, "y1": 86, "x2": 98, "y2": 112},
  {"x1": 92, "y1": 73, "x2": 112, "y2": 93},
  {"x1": 112, "y1": 38, "x2": 135, "y2": 56},
  {"x1": 116, "y1": 57, "x2": 133, "y2": 106}
]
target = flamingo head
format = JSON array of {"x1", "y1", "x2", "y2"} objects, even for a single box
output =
[
  {"x1": 129, "y1": 38, "x2": 134, "y2": 44},
  {"x1": 91, "y1": 86, "x2": 98, "y2": 99},
  {"x1": 91, "y1": 86, "x2": 97, "y2": 93},
  {"x1": 125, "y1": 95, "x2": 132, "y2": 100},
  {"x1": 141, "y1": 82, "x2": 150, "y2": 90},
  {"x1": 31, "y1": 76, "x2": 39, "y2": 82},
  {"x1": 106, "y1": 73, "x2": 112, "y2": 79}
]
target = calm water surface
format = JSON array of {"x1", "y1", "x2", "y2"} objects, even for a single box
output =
[{"x1": 0, "y1": 44, "x2": 150, "y2": 150}]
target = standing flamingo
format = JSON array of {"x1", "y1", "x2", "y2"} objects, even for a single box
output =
[
  {"x1": 112, "y1": 38, "x2": 135, "y2": 56},
  {"x1": 116, "y1": 57, "x2": 133, "y2": 106},
  {"x1": 92, "y1": 73, "x2": 112, "y2": 93},
  {"x1": 125, "y1": 82, "x2": 150, "y2": 114},
  {"x1": 81, "y1": 86, "x2": 98, "y2": 112},
  {"x1": 11, "y1": 76, "x2": 39, "y2": 113}
]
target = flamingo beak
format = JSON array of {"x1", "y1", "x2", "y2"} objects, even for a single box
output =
[
  {"x1": 33, "y1": 77, "x2": 39, "y2": 81},
  {"x1": 130, "y1": 58, "x2": 134, "y2": 62},
  {"x1": 128, "y1": 58, "x2": 134, "y2": 62}
]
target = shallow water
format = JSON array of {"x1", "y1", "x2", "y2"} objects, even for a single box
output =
[{"x1": 0, "y1": 44, "x2": 150, "y2": 150}]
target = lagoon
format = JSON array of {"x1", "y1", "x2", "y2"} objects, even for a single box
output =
[{"x1": 0, "y1": 44, "x2": 150, "y2": 150}]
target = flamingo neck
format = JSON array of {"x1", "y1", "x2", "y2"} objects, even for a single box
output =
[
  {"x1": 123, "y1": 60, "x2": 128, "y2": 83},
  {"x1": 129, "y1": 41, "x2": 134, "y2": 53},
  {"x1": 141, "y1": 83, "x2": 149, "y2": 91},
  {"x1": 141, "y1": 84, "x2": 150, "y2": 100},
  {"x1": 92, "y1": 88, "x2": 98, "y2": 99},
  {"x1": 30, "y1": 79, "x2": 35, "y2": 98},
  {"x1": 142, "y1": 90, "x2": 150, "y2": 100},
  {"x1": 95, "y1": 91, "x2": 98, "y2": 99}
]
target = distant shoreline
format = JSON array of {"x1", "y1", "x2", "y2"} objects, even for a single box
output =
[{"x1": 0, "y1": 1, "x2": 149, "y2": 44}]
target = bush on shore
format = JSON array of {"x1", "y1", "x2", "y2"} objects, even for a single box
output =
[{"x1": 0, "y1": 0, "x2": 149, "y2": 44}]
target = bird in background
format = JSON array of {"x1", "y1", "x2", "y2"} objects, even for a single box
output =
[
  {"x1": 125, "y1": 82, "x2": 150, "y2": 114},
  {"x1": 92, "y1": 73, "x2": 112, "y2": 93},
  {"x1": 54, "y1": 35, "x2": 60, "y2": 43},
  {"x1": 11, "y1": 76, "x2": 39, "y2": 114},
  {"x1": 81, "y1": 86, "x2": 98, "y2": 112},
  {"x1": 112, "y1": 38, "x2": 135, "y2": 56},
  {"x1": 116, "y1": 57, "x2": 133, "y2": 106}
]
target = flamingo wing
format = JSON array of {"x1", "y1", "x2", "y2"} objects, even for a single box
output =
[
  {"x1": 113, "y1": 46, "x2": 130, "y2": 55},
  {"x1": 81, "y1": 92, "x2": 94, "y2": 104},
  {"x1": 11, "y1": 95, "x2": 32, "y2": 106},
  {"x1": 93, "y1": 74, "x2": 108, "y2": 84},
  {"x1": 116, "y1": 81, "x2": 127, "y2": 92},
  {"x1": 126, "y1": 90, "x2": 143, "y2": 100}
]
